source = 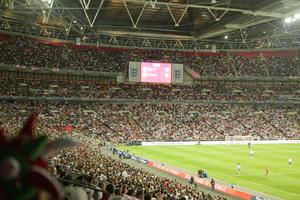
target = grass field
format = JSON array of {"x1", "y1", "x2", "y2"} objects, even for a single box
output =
[{"x1": 119, "y1": 144, "x2": 300, "y2": 200}]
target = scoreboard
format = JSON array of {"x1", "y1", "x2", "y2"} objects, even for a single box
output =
[{"x1": 128, "y1": 61, "x2": 183, "y2": 83}]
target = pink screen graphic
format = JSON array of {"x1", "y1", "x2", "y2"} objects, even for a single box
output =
[{"x1": 140, "y1": 62, "x2": 172, "y2": 83}]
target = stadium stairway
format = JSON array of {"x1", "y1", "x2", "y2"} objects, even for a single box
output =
[
  {"x1": 260, "y1": 58, "x2": 270, "y2": 76},
  {"x1": 226, "y1": 54, "x2": 238, "y2": 76},
  {"x1": 262, "y1": 116, "x2": 286, "y2": 138},
  {"x1": 201, "y1": 117, "x2": 224, "y2": 137},
  {"x1": 232, "y1": 117, "x2": 250, "y2": 130}
]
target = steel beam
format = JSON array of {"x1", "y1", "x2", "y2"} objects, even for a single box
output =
[
  {"x1": 141, "y1": 38, "x2": 151, "y2": 47},
  {"x1": 44, "y1": 0, "x2": 55, "y2": 24},
  {"x1": 196, "y1": 17, "x2": 276, "y2": 40},
  {"x1": 116, "y1": 0, "x2": 283, "y2": 18},
  {"x1": 122, "y1": 0, "x2": 135, "y2": 28},
  {"x1": 65, "y1": 17, "x2": 73, "y2": 36},
  {"x1": 122, "y1": 0, "x2": 146, "y2": 28},
  {"x1": 13, "y1": 1, "x2": 284, "y2": 18},
  {"x1": 55, "y1": 0, "x2": 87, "y2": 34},
  {"x1": 1, "y1": 25, "x2": 298, "y2": 50},
  {"x1": 208, "y1": 8, "x2": 228, "y2": 22},
  {"x1": 79, "y1": 0, "x2": 92, "y2": 26},
  {"x1": 10, "y1": 0, "x2": 14, "y2": 9},
  {"x1": 149, "y1": 0, "x2": 157, "y2": 8},
  {"x1": 239, "y1": 29, "x2": 247, "y2": 43},
  {"x1": 167, "y1": 5, "x2": 188, "y2": 27},
  {"x1": 90, "y1": 0, "x2": 105, "y2": 27},
  {"x1": 81, "y1": 0, "x2": 91, "y2": 9}
]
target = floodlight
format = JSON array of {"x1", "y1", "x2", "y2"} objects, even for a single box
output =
[
  {"x1": 42, "y1": 0, "x2": 52, "y2": 5},
  {"x1": 295, "y1": 14, "x2": 300, "y2": 20},
  {"x1": 284, "y1": 17, "x2": 292, "y2": 23}
]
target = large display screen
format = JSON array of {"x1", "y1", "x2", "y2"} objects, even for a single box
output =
[{"x1": 140, "y1": 62, "x2": 172, "y2": 83}]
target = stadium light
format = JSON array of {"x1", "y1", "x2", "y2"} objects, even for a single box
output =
[
  {"x1": 295, "y1": 14, "x2": 300, "y2": 20},
  {"x1": 41, "y1": 0, "x2": 52, "y2": 5},
  {"x1": 285, "y1": 17, "x2": 292, "y2": 23},
  {"x1": 224, "y1": 35, "x2": 228, "y2": 39},
  {"x1": 284, "y1": 14, "x2": 300, "y2": 24}
]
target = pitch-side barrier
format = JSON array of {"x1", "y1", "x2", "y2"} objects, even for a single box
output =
[
  {"x1": 147, "y1": 161, "x2": 257, "y2": 200},
  {"x1": 142, "y1": 140, "x2": 300, "y2": 146}
]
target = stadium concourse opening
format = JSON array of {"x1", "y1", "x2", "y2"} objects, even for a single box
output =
[{"x1": 1, "y1": 0, "x2": 300, "y2": 199}]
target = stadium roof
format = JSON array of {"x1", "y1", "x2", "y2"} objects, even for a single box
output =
[{"x1": 1, "y1": 0, "x2": 300, "y2": 50}]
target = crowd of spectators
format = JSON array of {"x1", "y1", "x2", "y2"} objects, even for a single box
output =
[
  {"x1": 0, "y1": 34, "x2": 299, "y2": 76},
  {"x1": 1, "y1": 33, "x2": 300, "y2": 200},
  {"x1": 1, "y1": 107, "x2": 228, "y2": 200},
  {"x1": 1, "y1": 77, "x2": 299, "y2": 101},
  {"x1": 229, "y1": 55, "x2": 268, "y2": 76},
  {"x1": 1, "y1": 101, "x2": 299, "y2": 199},
  {"x1": 266, "y1": 57, "x2": 299, "y2": 76},
  {"x1": 48, "y1": 136, "x2": 227, "y2": 200},
  {"x1": 2, "y1": 33, "x2": 300, "y2": 200},
  {"x1": 1, "y1": 101, "x2": 299, "y2": 143}
]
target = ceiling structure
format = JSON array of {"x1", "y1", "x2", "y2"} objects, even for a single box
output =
[{"x1": 1, "y1": 0, "x2": 300, "y2": 50}]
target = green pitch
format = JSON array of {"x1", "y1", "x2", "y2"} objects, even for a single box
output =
[{"x1": 119, "y1": 144, "x2": 300, "y2": 200}]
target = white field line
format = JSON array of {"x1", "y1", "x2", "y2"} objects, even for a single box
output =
[
  {"x1": 228, "y1": 171, "x2": 300, "y2": 177},
  {"x1": 223, "y1": 173, "x2": 300, "y2": 198}
]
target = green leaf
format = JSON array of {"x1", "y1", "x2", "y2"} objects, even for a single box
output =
[
  {"x1": 22, "y1": 136, "x2": 48, "y2": 160},
  {"x1": 16, "y1": 187, "x2": 36, "y2": 200}
]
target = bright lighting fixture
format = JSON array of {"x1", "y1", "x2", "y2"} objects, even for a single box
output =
[
  {"x1": 284, "y1": 13, "x2": 300, "y2": 24},
  {"x1": 42, "y1": 0, "x2": 52, "y2": 5},
  {"x1": 285, "y1": 17, "x2": 292, "y2": 23},
  {"x1": 224, "y1": 35, "x2": 228, "y2": 39},
  {"x1": 295, "y1": 14, "x2": 300, "y2": 20}
]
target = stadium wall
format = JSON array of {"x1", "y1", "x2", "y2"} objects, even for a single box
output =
[{"x1": 147, "y1": 161, "x2": 254, "y2": 200}]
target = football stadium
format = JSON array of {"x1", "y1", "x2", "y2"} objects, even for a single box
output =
[{"x1": 1, "y1": 0, "x2": 300, "y2": 200}]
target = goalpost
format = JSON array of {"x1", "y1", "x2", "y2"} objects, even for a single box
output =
[{"x1": 225, "y1": 135, "x2": 259, "y2": 141}]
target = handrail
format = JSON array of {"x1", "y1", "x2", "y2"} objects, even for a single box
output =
[{"x1": 1, "y1": 96, "x2": 300, "y2": 105}]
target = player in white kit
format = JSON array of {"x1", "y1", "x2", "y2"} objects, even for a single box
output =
[
  {"x1": 236, "y1": 163, "x2": 241, "y2": 173},
  {"x1": 249, "y1": 150, "x2": 254, "y2": 158},
  {"x1": 288, "y1": 158, "x2": 292, "y2": 167}
]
